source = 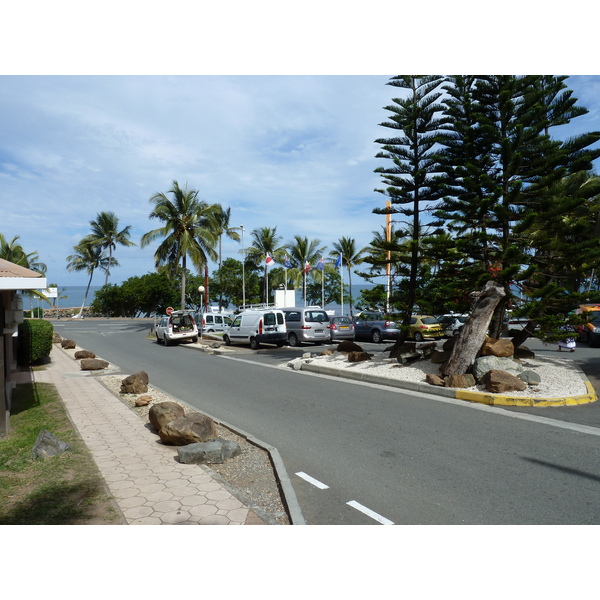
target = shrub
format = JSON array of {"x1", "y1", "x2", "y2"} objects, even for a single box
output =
[{"x1": 17, "y1": 319, "x2": 54, "y2": 366}]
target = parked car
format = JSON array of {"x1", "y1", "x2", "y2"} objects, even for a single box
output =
[
  {"x1": 437, "y1": 313, "x2": 468, "y2": 337},
  {"x1": 223, "y1": 309, "x2": 287, "y2": 349},
  {"x1": 576, "y1": 305, "x2": 600, "y2": 347},
  {"x1": 196, "y1": 311, "x2": 234, "y2": 333},
  {"x1": 353, "y1": 311, "x2": 401, "y2": 343},
  {"x1": 155, "y1": 311, "x2": 198, "y2": 345},
  {"x1": 281, "y1": 307, "x2": 331, "y2": 346},
  {"x1": 329, "y1": 316, "x2": 355, "y2": 342},
  {"x1": 407, "y1": 315, "x2": 444, "y2": 341}
]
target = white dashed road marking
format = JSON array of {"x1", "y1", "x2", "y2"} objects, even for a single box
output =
[
  {"x1": 296, "y1": 471, "x2": 330, "y2": 489},
  {"x1": 347, "y1": 500, "x2": 395, "y2": 525}
]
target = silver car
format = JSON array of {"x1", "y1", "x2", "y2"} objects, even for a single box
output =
[
  {"x1": 282, "y1": 307, "x2": 331, "y2": 346},
  {"x1": 329, "y1": 316, "x2": 355, "y2": 342}
]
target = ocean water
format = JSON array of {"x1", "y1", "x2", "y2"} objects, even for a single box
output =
[
  {"x1": 42, "y1": 286, "x2": 103, "y2": 310},
  {"x1": 34, "y1": 283, "x2": 377, "y2": 315}
]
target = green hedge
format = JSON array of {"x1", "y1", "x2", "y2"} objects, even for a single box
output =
[{"x1": 17, "y1": 319, "x2": 54, "y2": 366}]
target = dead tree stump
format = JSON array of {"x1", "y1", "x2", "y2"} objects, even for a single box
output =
[{"x1": 441, "y1": 281, "x2": 506, "y2": 377}]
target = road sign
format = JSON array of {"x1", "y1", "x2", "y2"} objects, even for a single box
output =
[{"x1": 166, "y1": 307, "x2": 174, "y2": 315}]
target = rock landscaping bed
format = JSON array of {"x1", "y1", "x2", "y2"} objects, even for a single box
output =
[{"x1": 286, "y1": 339, "x2": 589, "y2": 400}]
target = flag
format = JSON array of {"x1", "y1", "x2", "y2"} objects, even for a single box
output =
[
  {"x1": 304, "y1": 261, "x2": 311, "y2": 274},
  {"x1": 265, "y1": 253, "x2": 274, "y2": 267},
  {"x1": 284, "y1": 255, "x2": 292, "y2": 269},
  {"x1": 335, "y1": 253, "x2": 342, "y2": 268},
  {"x1": 316, "y1": 257, "x2": 325, "y2": 271}
]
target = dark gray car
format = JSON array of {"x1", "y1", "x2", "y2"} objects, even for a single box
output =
[{"x1": 352, "y1": 311, "x2": 401, "y2": 343}]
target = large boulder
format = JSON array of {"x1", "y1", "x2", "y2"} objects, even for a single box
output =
[
  {"x1": 337, "y1": 341, "x2": 364, "y2": 354},
  {"x1": 74, "y1": 350, "x2": 96, "y2": 359},
  {"x1": 158, "y1": 412, "x2": 218, "y2": 446},
  {"x1": 80, "y1": 358, "x2": 109, "y2": 371},
  {"x1": 514, "y1": 345, "x2": 536, "y2": 360},
  {"x1": 52, "y1": 333, "x2": 62, "y2": 344},
  {"x1": 473, "y1": 355, "x2": 523, "y2": 383},
  {"x1": 444, "y1": 374, "x2": 476, "y2": 389},
  {"x1": 484, "y1": 370, "x2": 527, "y2": 394},
  {"x1": 32, "y1": 430, "x2": 71, "y2": 460},
  {"x1": 426, "y1": 373, "x2": 445, "y2": 387},
  {"x1": 61, "y1": 339, "x2": 76, "y2": 349},
  {"x1": 481, "y1": 337, "x2": 514, "y2": 358},
  {"x1": 519, "y1": 370, "x2": 541, "y2": 385},
  {"x1": 347, "y1": 351, "x2": 372, "y2": 363},
  {"x1": 148, "y1": 401, "x2": 185, "y2": 431},
  {"x1": 120, "y1": 371, "x2": 149, "y2": 394},
  {"x1": 177, "y1": 438, "x2": 241, "y2": 464}
]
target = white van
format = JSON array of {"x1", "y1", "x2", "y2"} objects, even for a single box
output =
[
  {"x1": 196, "y1": 311, "x2": 234, "y2": 333},
  {"x1": 223, "y1": 309, "x2": 287, "y2": 349}
]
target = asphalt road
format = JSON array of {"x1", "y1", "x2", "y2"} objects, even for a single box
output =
[{"x1": 51, "y1": 319, "x2": 600, "y2": 525}]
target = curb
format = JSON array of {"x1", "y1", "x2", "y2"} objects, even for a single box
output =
[{"x1": 298, "y1": 360, "x2": 598, "y2": 407}]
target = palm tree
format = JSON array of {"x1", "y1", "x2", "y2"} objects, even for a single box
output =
[
  {"x1": 140, "y1": 181, "x2": 218, "y2": 310},
  {"x1": 330, "y1": 236, "x2": 366, "y2": 317},
  {"x1": 246, "y1": 226, "x2": 284, "y2": 304},
  {"x1": 286, "y1": 235, "x2": 326, "y2": 306},
  {"x1": 212, "y1": 206, "x2": 240, "y2": 310},
  {"x1": 66, "y1": 239, "x2": 111, "y2": 317},
  {"x1": 0, "y1": 234, "x2": 46, "y2": 272},
  {"x1": 86, "y1": 211, "x2": 136, "y2": 285}
]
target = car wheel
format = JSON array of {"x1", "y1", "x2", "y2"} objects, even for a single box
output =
[
  {"x1": 224, "y1": 335, "x2": 231, "y2": 346},
  {"x1": 276, "y1": 341, "x2": 284, "y2": 347},
  {"x1": 414, "y1": 332, "x2": 424, "y2": 342},
  {"x1": 371, "y1": 330, "x2": 382, "y2": 343},
  {"x1": 191, "y1": 336, "x2": 198, "y2": 343},
  {"x1": 156, "y1": 333, "x2": 161, "y2": 344},
  {"x1": 591, "y1": 335, "x2": 600, "y2": 348},
  {"x1": 288, "y1": 333, "x2": 299, "y2": 347},
  {"x1": 249, "y1": 337, "x2": 260, "y2": 350}
]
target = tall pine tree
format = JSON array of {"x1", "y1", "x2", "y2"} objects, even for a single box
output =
[{"x1": 373, "y1": 75, "x2": 448, "y2": 337}]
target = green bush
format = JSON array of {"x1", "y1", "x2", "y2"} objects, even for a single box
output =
[{"x1": 17, "y1": 319, "x2": 54, "y2": 366}]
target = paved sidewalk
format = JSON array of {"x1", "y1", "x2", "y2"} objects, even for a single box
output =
[{"x1": 25, "y1": 346, "x2": 267, "y2": 525}]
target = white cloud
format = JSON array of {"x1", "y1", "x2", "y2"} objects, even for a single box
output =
[{"x1": 1, "y1": 74, "x2": 599, "y2": 287}]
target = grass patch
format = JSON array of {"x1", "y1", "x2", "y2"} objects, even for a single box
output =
[{"x1": 0, "y1": 379, "x2": 122, "y2": 525}]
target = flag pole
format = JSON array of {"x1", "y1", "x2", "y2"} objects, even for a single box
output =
[{"x1": 321, "y1": 256, "x2": 324, "y2": 309}]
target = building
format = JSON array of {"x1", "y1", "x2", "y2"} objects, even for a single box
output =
[{"x1": 0, "y1": 258, "x2": 47, "y2": 436}]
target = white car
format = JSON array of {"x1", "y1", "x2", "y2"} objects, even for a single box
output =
[
  {"x1": 155, "y1": 311, "x2": 198, "y2": 345},
  {"x1": 437, "y1": 314, "x2": 469, "y2": 337}
]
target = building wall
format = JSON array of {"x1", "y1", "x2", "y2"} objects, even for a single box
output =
[{"x1": 1, "y1": 290, "x2": 9, "y2": 436}]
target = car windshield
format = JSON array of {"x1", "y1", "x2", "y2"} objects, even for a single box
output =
[
  {"x1": 334, "y1": 317, "x2": 352, "y2": 325},
  {"x1": 306, "y1": 310, "x2": 329, "y2": 323},
  {"x1": 421, "y1": 317, "x2": 440, "y2": 325}
]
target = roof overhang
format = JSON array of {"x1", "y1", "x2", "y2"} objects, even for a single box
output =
[
  {"x1": 0, "y1": 277, "x2": 48, "y2": 291},
  {"x1": 0, "y1": 258, "x2": 47, "y2": 291}
]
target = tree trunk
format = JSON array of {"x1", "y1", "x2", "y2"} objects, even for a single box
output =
[
  {"x1": 510, "y1": 321, "x2": 537, "y2": 349},
  {"x1": 441, "y1": 281, "x2": 506, "y2": 376}
]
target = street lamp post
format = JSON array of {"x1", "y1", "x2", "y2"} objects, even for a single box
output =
[
  {"x1": 198, "y1": 285, "x2": 205, "y2": 339},
  {"x1": 240, "y1": 224, "x2": 246, "y2": 309}
]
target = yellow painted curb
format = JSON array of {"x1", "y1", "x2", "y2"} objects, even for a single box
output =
[{"x1": 455, "y1": 380, "x2": 597, "y2": 407}]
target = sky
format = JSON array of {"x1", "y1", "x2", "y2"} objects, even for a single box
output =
[
  {"x1": 3, "y1": 73, "x2": 600, "y2": 290},
  {"x1": 1, "y1": 3, "x2": 599, "y2": 294}
]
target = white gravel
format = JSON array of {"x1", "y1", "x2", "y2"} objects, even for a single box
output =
[{"x1": 290, "y1": 350, "x2": 589, "y2": 399}]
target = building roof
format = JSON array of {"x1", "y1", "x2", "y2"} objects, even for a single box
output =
[
  {"x1": 0, "y1": 258, "x2": 46, "y2": 291},
  {"x1": 0, "y1": 258, "x2": 44, "y2": 279}
]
